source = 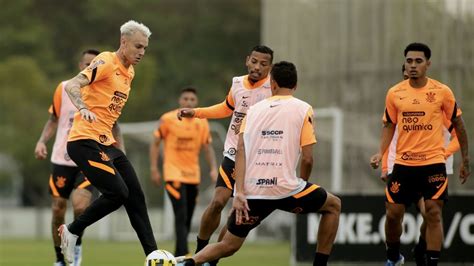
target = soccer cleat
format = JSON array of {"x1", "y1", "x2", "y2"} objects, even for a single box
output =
[
  {"x1": 58, "y1": 224, "x2": 78, "y2": 264},
  {"x1": 73, "y1": 245, "x2": 82, "y2": 266},
  {"x1": 53, "y1": 262, "x2": 66, "y2": 266},
  {"x1": 385, "y1": 254, "x2": 405, "y2": 266}
]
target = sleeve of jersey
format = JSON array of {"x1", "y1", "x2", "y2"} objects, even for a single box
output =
[
  {"x1": 201, "y1": 119, "x2": 212, "y2": 144},
  {"x1": 383, "y1": 91, "x2": 397, "y2": 124},
  {"x1": 442, "y1": 87, "x2": 462, "y2": 121},
  {"x1": 300, "y1": 108, "x2": 317, "y2": 147},
  {"x1": 193, "y1": 89, "x2": 234, "y2": 119},
  {"x1": 80, "y1": 53, "x2": 111, "y2": 85},
  {"x1": 49, "y1": 83, "x2": 63, "y2": 117}
]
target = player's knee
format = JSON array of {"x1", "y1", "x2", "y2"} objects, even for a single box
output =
[
  {"x1": 424, "y1": 206, "x2": 442, "y2": 223},
  {"x1": 220, "y1": 241, "x2": 241, "y2": 256},
  {"x1": 52, "y1": 200, "x2": 67, "y2": 217},
  {"x1": 385, "y1": 209, "x2": 403, "y2": 224},
  {"x1": 328, "y1": 195, "x2": 341, "y2": 215},
  {"x1": 320, "y1": 193, "x2": 341, "y2": 216},
  {"x1": 73, "y1": 202, "x2": 89, "y2": 217},
  {"x1": 209, "y1": 197, "x2": 226, "y2": 213}
]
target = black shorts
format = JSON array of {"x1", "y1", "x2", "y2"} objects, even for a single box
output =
[
  {"x1": 49, "y1": 164, "x2": 94, "y2": 199},
  {"x1": 227, "y1": 183, "x2": 328, "y2": 238},
  {"x1": 386, "y1": 163, "x2": 448, "y2": 205},
  {"x1": 215, "y1": 156, "x2": 235, "y2": 190}
]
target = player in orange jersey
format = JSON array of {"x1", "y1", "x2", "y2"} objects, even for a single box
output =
[
  {"x1": 178, "y1": 45, "x2": 273, "y2": 265},
  {"x1": 56, "y1": 20, "x2": 158, "y2": 264},
  {"x1": 379, "y1": 64, "x2": 460, "y2": 266},
  {"x1": 35, "y1": 49, "x2": 107, "y2": 266},
  {"x1": 150, "y1": 87, "x2": 218, "y2": 257},
  {"x1": 371, "y1": 43, "x2": 470, "y2": 266},
  {"x1": 179, "y1": 62, "x2": 341, "y2": 266}
]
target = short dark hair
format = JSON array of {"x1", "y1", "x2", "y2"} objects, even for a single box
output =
[
  {"x1": 404, "y1": 42, "x2": 431, "y2": 59},
  {"x1": 251, "y1": 45, "x2": 274, "y2": 62},
  {"x1": 271, "y1": 61, "x2": 297, "y2": 89},
  {"x1": 181, "y1": 86, "x2": 197, "y2": 95},
  {"x1": 82, "y1": 49, "x2": 100, "y2": 56}
]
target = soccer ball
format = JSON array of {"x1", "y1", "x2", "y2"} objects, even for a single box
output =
[{"x1": 144, "y1": 250, "x2": 177, "y2": 266}]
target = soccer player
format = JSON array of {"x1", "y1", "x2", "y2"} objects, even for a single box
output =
[
  {"x1": 178, "y1": 45, "x2": 274, "y2": 263},
  {"x1": 149, "y1": 87, "x2": 218, "y2": 257},
  {"x1": 57, "y1": 20, "x2": 158, "y2": 264},
  {"x1": 34, "y1": 49, "x2": 105, "y2": 266},
  {"x1": 370, "y1": 43, "x2": 470, "y2": 266},
  {"x1": 178, "y1": 61, "x2": 341, "y2": 266},
  {"x1": 380, "y1": 64, "x2": 460, "y2": 266}
]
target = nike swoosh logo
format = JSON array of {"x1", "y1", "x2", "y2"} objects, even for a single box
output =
[
  {"x1": 116, "y1": 72, "x2": 120, "y2": 76},
  {"x1": 399, "y1": 97, "x2": 407, "y2": 100},
  {"x1": 270, "y1": 105, "x2": 279, "y2": 108},
  {"x1": 436, "y1": 183, "x2": 443, "y2": 189},
  {"x1": 242, "y1": 96, "x2": 249, "y2": 99}
]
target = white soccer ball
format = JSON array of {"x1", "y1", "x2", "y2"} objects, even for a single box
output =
[{"x1": 144, "y1": 250, "x2": 177, "y2": 266}]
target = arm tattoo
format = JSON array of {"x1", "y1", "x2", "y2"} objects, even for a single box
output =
[
  {"x1": 64, "y1": 74, "x2": 90, "y2": 110},
  {"x1": 453, "y1": 116, "x2": 469, "y2": 161}
]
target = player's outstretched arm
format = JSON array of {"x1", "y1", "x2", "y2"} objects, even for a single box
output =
[
  {"x1": 34, "y1": 114, "x2": 58, "y2": 160},
  {"x1": 64, "y1": 73, "x2": 96, "y2": 123},
  {"x1": 178, "y1": 101, "x2": 234, "y2": 121},
  {"x1": 452, "y1": 116, "x2": 470, "y2": 184},
  {"x1": 370, "y1": 121, "x2": 395, "y2": 169}
]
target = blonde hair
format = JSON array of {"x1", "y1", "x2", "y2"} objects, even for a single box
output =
[{"x1": 120, "y1": 20, "x2": 151, "y2": 38}]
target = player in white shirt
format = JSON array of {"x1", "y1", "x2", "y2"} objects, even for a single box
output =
[{"x1": 179, "y1": 62, "x2": 341, "y2": 266}]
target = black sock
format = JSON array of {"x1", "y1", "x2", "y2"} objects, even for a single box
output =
[
  {"x1": 54, "y1": 246, "x2": 64, "y2": 262},
  {"x1": 195, "y1": 237, "x2": 209, "y2": 253},
  {"x1": 426, "y1": 250, "x2": 440, "y2": 266},
  {"x1": 386, "y1": 241, "x2": 401, "y2": 262},
  {"x1": 313, "y1": 252, "x2": 329, "y2": 266},
  {"x1": 184, "y1": 258, "x2": 196, "y2": 266},
  {"x1": 417, "y1": 236, "x2": 427, "y2": 251},
  {"x1": 76, "y1": 232, "x2": 83, "y2": 246}
]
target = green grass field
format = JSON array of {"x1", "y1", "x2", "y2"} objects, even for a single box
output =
[{"x1": 0, "y1": 239, "x2": 291, "y2": 266}]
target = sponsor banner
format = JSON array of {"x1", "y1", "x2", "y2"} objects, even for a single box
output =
[{"x1": 294, "y1": 195, "x2": 474, "y2": 262}]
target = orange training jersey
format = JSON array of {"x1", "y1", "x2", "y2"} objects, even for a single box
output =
[
  {"x1": 68, "y1": 52, "x2": 134, "y2": 146},
  {"x1": 154, "y1": 109, "x2": 212, "y2": 184},
  {"x1": 48, "y1": 81, "x2": 77, "y2": 167},
  {"x1": 383, "y1": 78, "x2": 462, "y2": 166},
  {"x1": 194, "y1": 75, "x2": 271, "y2": 161},
  {"x1": 240, "y1": 95, "x2": 316, "y2": 199}
]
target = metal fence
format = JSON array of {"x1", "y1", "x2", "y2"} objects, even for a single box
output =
[{"x1": 262, "y1": 0, "x2": 474, "y2": 193}]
